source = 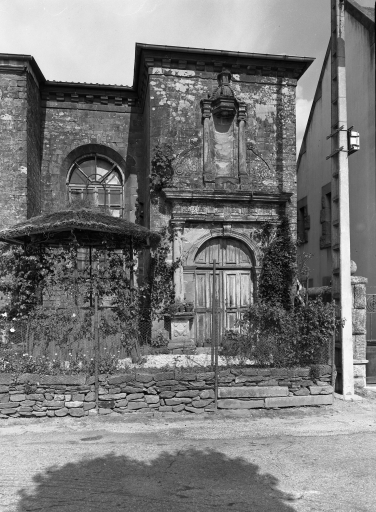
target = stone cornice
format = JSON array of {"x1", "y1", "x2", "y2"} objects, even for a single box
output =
[
  {"x1": 163, "y1": 189, "x2": 292, "y2": 204},
  {"x1": 41, "y1": 82, "x2": 138, "y2": 107},
  {"x1": 134, "y1": 43, "x2": 314, "y2": 111}
]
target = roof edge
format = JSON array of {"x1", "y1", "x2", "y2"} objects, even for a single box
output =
[
  {"x1": 297, "y1": 40, "x2": 332, "y2": 170},
  {"x1": 345, "y1": 0, "x2": 375, "y2": 30},
  {"x1": 0, "y1": 53, "x2": 45, "y2": 83}
]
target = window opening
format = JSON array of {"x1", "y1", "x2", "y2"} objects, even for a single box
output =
[{"x1": 67, "y1": 154, "x2": 124, "y2": 217}]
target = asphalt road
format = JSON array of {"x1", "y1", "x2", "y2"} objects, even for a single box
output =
[{"x1": 1, "y1": 397, "x2": 376, "y2": 512}]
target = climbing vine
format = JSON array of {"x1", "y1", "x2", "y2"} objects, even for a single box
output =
[
  {"x1": 150, "y1": 143, "x2": 175, "y2": 198},
  {"x1": 258, "y1": 215, "x2": 296, "y2": 310}
]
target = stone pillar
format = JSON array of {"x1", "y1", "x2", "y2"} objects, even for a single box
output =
[
  {"x1": 238, "y1": 103, "x2": 247, "y2": 179},
  {"x1": 351, "y1": 275, "x2": 368, "y2": 388},
  {"x1": 200, "y1": 99, "x2": 214, "y2": 184},
  {"x1": 172, "y1": 222, "x2": 184, "y2": 302}
]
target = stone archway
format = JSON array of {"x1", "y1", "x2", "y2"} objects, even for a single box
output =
[{"x1": 189, "y1": 236, "x2": 255, "y2": 345}]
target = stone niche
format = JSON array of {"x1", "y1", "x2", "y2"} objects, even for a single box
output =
[{"x1": 200, "y1": 70, "x2": 247, "y2": 189}]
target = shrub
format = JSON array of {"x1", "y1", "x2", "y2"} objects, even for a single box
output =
[
  {"x1": 221, "y1": 298, "x2": 335, "y2": 367},
  {"x1": 258, "y1": 216, "x2": 296, "y2": 310},
  {"x1": 0, "y1": 348, "x2": 125, "y2": 376}
]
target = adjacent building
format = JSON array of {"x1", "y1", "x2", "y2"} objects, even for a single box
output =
[{"x1": 297, "y1": 0, "x2": 375, "y2": 384}]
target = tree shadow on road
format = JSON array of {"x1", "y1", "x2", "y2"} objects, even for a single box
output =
[{"x1": 17, "y1": 448, "x2": 297, "y2": 511}]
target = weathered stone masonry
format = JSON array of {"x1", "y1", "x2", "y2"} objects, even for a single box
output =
[
  {"x1": 0, "y1": 365, "x2": 333, "y2": 419},
  {"x1": 0, "y1": 45, "x2": 313, "y2": 347}
]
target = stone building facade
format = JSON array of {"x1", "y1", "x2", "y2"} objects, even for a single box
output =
[{"x1": 0, "y1": 44, "x2": 312, "y2": 348}]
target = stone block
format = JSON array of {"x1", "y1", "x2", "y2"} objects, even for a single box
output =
[
  {"x1": 258, "y1": 380, "x2": 279, "y2": 386},
  {"x1": 55, "y1": 408, "x2": 69, "y2": 417},
  {"x1": 32, "y1": 412, "x2": 47, "y2": 417},
  {"x1": 176, "y1": 390, "x2": 199, "y2": 398},
  {"x1": 165, "y1": 398, "x2": 192, "y2": 406},
  {"x1": 160, "y1": 391, "x2": 176, "y2": 399},
  {"x1": 265, "y1": 394, "x2": 333, "y2": 408},
  {"x1": 309, "y1": 386, "x2": 322, "y2": 395},
  {"x1": 115, "y1": 399, "x2": 128, "y2": 407},
  {"x1": 26, "y1": 394, "x2": 44, "y2": 403},
  {"x1": 0, "y1": 374, "x2": 12, "y2": 385},
  {"x1": 99, "y1": 393, "x2": 126, "y2": 400},
  {"x1": 217, "y1": 399, "x2": 265, "y2": 409},
  {"x1": 293, "y1": 388, "x2": 310, "y2": 396},
  {"x1": 47, "y1": 410, "x2": 55, "y2": 417},
  {"x1": 154, "y1": 372, "x2": 175, "y2": 382},
  {"x1": 145, "y1": 395, "x2": 159, "y2": 404},
  {"x1": 0, "y1": 385, "x2": 9, "y2": 393},
  {"x1": 20, "y1": 400, "x2": 35, "y2": 407},
  {"x1": 72, "y1": 393, "x2": 85, "y2": 402},
  {"x1": 270, "y1": 368, "x2": 289, "y2": 377},
  {"x1": 40, "y1": 375, "x2": 86, "y2": 386},
  {"x1": 135, "y1": 373, "x2": 154, "y2": 383},
  {"x1": 218, "y1": 386, "x2": 288, "y2": 399},
  {"x1": 65, "y1": 401, "x2": 84, "y2": 408},
  {"x1": 189, "y1": 381, "x2": 206, "y2": 388},
  {"x1": 352, "y1": 309, "x2": 366, "y2": 335},
  {"x1": 54, "y1": 395, "x2": 65, "y2": 401},
  {"x1": 240, "y1": 369, "x2": 259, "y2": 376},
  {"x1": 19, "y1": 411, "x2": 32, "y2": 417},
  {"x1": 44, "y1": 393, "x2": 54, "y2": 401},
  {"x1": 127, "y1": 393, "x2": 144, "y2": 401},
  {"x1": 354, "y1": 284, "x2": 366, "y2": 309},
  {"x1": 353, "y1": 335, "x2": 367, "y2": 360},
  {"x1": 196, "y1": 372, "x2": 215, "y2": 380},
  {"x1": 127, "y1": 402, "x2": 148, "y2": 410},
  {"x1": 158, "y1": 406, "x2": 173, "y2": 412},
  {"x1": 0, "y1": 401, "x2": 17, "y2": 408},
  {"x1": 320, "y1": 386, "x2": 334, "y2": 395},
  {"x1": 0, "y1": 409, "x2": 18, "y2": 415},
  {"x1": 199, "y1": 389, "x2": 215, "y2": 399},
  {"x1": 185, "y1": 406, "x2": 205, "y2": 414},
  {"x1": 85, "y1": 392, "x2": 95, "y2": 402},
  {"x1": 121, "y1": 386, "x2": 143, "y2": 394},
  {"x1": 0, "y1": 394, "x2": 9, "y2": 402},
  {"x1": 98, "y1": 408, "x2": 112, "y2": 415},
  {"x1": 69, "y1": 408, "x2": 85, "y2": 417},
  {"x1": 172, "y1": 404, "x2": 186, "y2": 412},
  {"x1": 83, "y1": 402, "x2": 96, "y2": 411},
  {"x1": 108, "y1": 387, "x2": 121, "y2": 394},
  {"x1": 175, "y1": 372, "x2": 196, "y2": 381},
  {"x1": 192, "y1": 399, "x2": 213, "y2": 408},
  {"x1": 10, "y1": 394, "x2": 25, "y2": 402},
  {"x1": 156, "y1": 380, "x2": 178, "y2": 387},
  {"x1": 99, "y1": 400, "x2": 114, "y2": 409}
]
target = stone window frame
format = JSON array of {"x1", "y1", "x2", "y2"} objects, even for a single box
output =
[
  {"x1": 297, "y1": 196, "x2": 310, "y2": 244},
  {"x1": 66, "y1": 153, "x2": 125, "y2": 218},
  {"x1": 320, "y1": 182, "x2": 332, "y2": 249}
]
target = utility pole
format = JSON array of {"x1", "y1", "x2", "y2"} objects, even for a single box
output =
[{"x1": 330, "y1": 0, "x2": 354, "y2": 397}]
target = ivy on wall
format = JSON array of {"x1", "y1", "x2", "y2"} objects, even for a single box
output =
[{"x1": 258, "y1": 215, "x2": 296, "y2": 310}]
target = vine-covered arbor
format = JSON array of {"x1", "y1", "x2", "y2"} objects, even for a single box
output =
[{"x1": 0, "y1": 207, "x2": 160, "y2": 360}]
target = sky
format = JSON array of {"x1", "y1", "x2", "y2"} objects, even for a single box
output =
[{"x1": 0, "y1": 0, "x2": 372, "y2": 153}]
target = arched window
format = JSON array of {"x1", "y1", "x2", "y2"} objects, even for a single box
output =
[{"x1": 67, "y1": 154, "x2": 124, "y2": 217}]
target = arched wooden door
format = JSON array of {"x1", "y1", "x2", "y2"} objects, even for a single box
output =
[{"x1": 193, "y1": 237, "x2": 254, "y2": 344}]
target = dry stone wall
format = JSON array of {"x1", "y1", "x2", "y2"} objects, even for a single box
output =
[{"x1": 0, "y1": 365, "x2": 333, "y2": 419}]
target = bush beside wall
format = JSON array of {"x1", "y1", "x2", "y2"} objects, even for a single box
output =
[{"x1": 0, "y1": 365, "x2": 334, "y2": 419}]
